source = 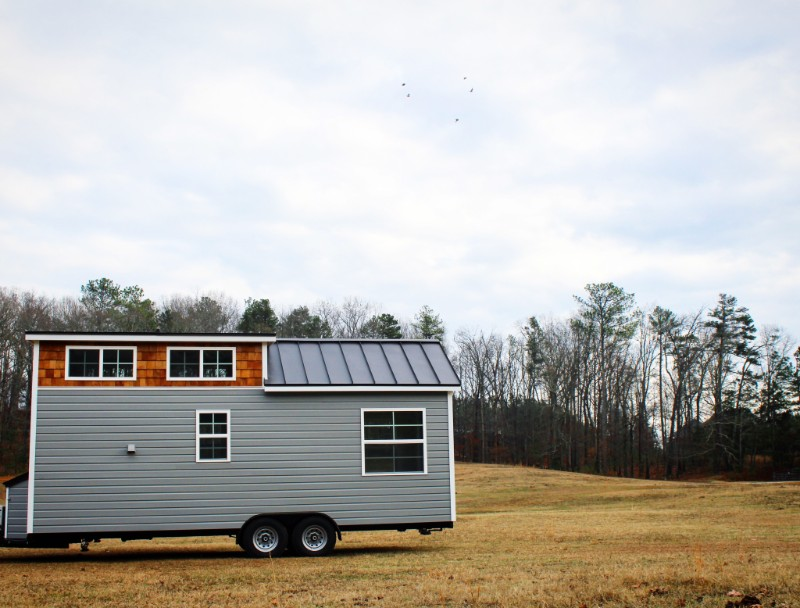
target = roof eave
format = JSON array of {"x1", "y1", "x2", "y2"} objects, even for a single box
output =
[
  {"x1": 264, "y1": 385, "x2": 458, "y2": 393},
  {"x1": 25, "y1": 332, "x2": 277, "y2": 344}
]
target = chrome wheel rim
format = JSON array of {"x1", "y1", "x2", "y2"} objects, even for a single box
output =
[
  {"x1": 253, "y1": 526, "x2": 279, "y2": 553},
  {"x1": 301, "y1": 525, "x2": 328, "y2": 552}
]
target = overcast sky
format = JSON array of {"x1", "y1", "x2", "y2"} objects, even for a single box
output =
[{"x1": 1, "y1": 1, "x2": 798, "y2": 339}]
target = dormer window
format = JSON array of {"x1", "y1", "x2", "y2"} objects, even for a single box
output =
[
  {"x1": 66, "y1": 347, "x2": 136, "y2": 380},
  {"x1": 167, "y1": 347, "x2": 236, "y2": 380}
]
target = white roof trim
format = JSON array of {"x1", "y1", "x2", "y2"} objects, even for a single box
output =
[
  {"x1": 264, "y1": 385, "x2": 456, "y2": 393},
  {"x1": 25, "y1": 333, "x2": 276, "y2": 344}
]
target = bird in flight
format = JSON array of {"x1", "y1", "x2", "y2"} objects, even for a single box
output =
[{"x1": 399, "y1": 77, "x2": 475, "y2": 124}]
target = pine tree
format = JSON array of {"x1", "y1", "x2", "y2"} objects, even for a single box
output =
[
  {"x1": 277, "y1": 306, "x2": 332, "y2": 338},
  {"x1": 705, "y1": 293, "x2": 757, "y2": 472},
  {"x1": 362, "y1": 313, "x2": 403, "y2": 339},
  {"x1": 238, "y1": 298, "x2": 278, "y2": 333},
  {"x1": 412, "y1": 305, "x2": 445, "y2": 342}
]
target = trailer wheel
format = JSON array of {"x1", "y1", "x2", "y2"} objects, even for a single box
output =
[
  {"x1": 241, "y1": 518, "x2": 288, "y2": 558},
  {"x1": 291, "y1": 516, "x2": 336, "y2": 557}
]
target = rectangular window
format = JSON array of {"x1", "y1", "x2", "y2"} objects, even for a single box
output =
[
  {"x1": 196, "y1": 410, "x2": 230, "y2": 462},
  {"x1": 362, "y1": 409, "x2": 426, "y2": 475},
  {"x1": 168, "y1": 348, "x2": 236, "y2": 380},
  {"x1": 66, "y1": 347, "x2": 136, "y2": 380}
]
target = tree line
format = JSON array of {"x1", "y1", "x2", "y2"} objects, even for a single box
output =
[
  {"x1": 453, "y1": 283, "x2": 800, "y2": 479},
  {"x1": 1, "y1": 279, "x2": 798, "y2": 479}
]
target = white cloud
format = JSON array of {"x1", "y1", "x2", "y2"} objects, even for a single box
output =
[
  {"x1": 0, "y1": 168, "x2": 89, "y2": 211},
  {"x1": 0, "y1": 1, "x2": 798, "y2": 340}
]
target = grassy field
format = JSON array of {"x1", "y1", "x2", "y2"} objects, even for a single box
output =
[{"x1": 1, "y1": 463, "x2": 799, "y2": 607}]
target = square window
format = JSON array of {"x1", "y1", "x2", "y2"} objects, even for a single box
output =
[
  {"x1": 102, "y1": 349, "x2": 135, "y2": 378},
  {"x1": 362, "y1": 409, "x2": 426, "y2": 475},
  {"x1": 170, "y1": 350, "x2": 200, "y2": 378},
  {"x1": 68, "y1": 349, "x2": 99, "y2": 378},
  {"x1": 196, "y1": 410, "x2": 230, "y2": 462}
]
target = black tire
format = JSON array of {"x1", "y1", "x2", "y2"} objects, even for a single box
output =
[
  {"x1": 290, "y1": 516, "x2": 337, "y2": 557},
  {"x1": 240, "y1": 517, "x2": 288, "y2": 558}
]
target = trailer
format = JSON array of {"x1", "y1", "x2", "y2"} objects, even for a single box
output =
[{"x1": 2, "y1": 332, "x2": 460, "y2": 557}]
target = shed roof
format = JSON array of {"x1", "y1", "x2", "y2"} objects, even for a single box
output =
[
  {"x1": 2, "y1": 472, "x2": 28, "y2": 488},
  {"x1": 266, "y1": 340, "x2": 460, "y2": 389}
]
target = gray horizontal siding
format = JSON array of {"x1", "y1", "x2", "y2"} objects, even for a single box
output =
[
  {"x1": 5, "y1": 479, "x2": 28, "y2": 540},
  {"x1": 33, "y1": 389, "x2": 452, "y2": 534}
]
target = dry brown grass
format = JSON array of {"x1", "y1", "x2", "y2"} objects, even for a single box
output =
[{"x1": 2, "y1": 463, "x2": 799, "y2": 607}]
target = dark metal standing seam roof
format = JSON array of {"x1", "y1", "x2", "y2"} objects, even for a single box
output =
[{"x1": 266, "y1": 340, "x2": 460, "y2": 387}]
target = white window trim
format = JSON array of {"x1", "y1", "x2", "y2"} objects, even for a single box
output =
[
  {"x1": 65, "y1": 346, "x2": 138, "y2": 381},
  {"x1": 361, "y1": 407, "x2": 427, "y2": 477},
  {"x1": 195, "y1": 409, "x2": 231, "y2": 463},
  {"x1": 167, "y1": 347, "x2": 237, "y2": 381}
]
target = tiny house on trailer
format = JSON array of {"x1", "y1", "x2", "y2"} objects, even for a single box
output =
[{"x1": 0, "y1": 332, "x2": 460, "y2": 557}]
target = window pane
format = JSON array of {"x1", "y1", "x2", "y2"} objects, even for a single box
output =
[
  {"x1": 203, "y1": 364, "x2": 233, "y2": 378},
  {"x1": 395, "y1": 425, "x2": 423, "y2": 440},
  {"x1": 199, "y1": 437, "x2": 227, "y2": 460},
  {"x1": 100, "y1": 349, "x2": 135, "y2": 378},
  {"x1": 395, "y1": 456, "x2": 424, "y2": 472},
  {"x1": 365, "y1": 458, "x2": 394, "y2": 473},
  {"x1": 394, "y1": 411, "x2": 423, "y2": 425},
  {"x1": 364, "y1": 444, "x2": 424, "y2": 474},
  {"x1": 364, "y1": 426, "x2": 394, "y2": 440},
  {"x1": 364, "y1": 411, "x2": 393, "y2": 426},
  {"x1": 199, "y1": 413, "x2": 227, "y2": 436},
  {"x1": 175, "y1": 350, "x2": 200, "y2": 365},
  {"x1": 203, "y1": 349, "x2": 233, "y2": 364},
  {"x1": 365, "y1": 444, "x2": 394, "y2": 459},
  {"x1": 170, "y1": 350, "x2": 200, "y2": 377},
  {"x1": 68, "y1": 349, "x2": 99, "y2": 377},
  {"x1": 202, "y1": 350, "x2": 233, "y2": 378},
  {"x1": 395, "y1": 443, "x2": 424, "y2": 458}
]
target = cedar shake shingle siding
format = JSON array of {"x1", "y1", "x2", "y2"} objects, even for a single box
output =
[{"x1": 38, "y1": 343, "x2": 263, "y2": 388}]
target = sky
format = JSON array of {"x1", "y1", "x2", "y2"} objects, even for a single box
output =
[{"x1": 1, "y1": 1, "x2": 799, "y2": 340}]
